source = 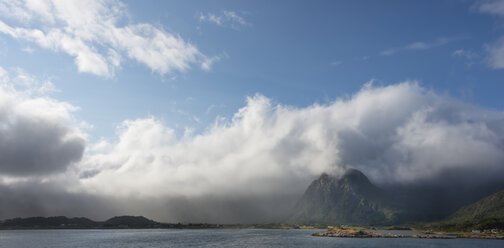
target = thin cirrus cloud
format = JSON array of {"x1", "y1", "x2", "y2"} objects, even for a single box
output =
[
  {"x1": 0, "y1": 0, "x2": 218, "y2": 77},
  {"x1": 452, "y1": 49, "x2": 479, "y2": 60},
  {"x1": 379, "y1": 37, "x2": 466, "y2": 56},
  {"x1": 473, "y1": 0, "x2": 504, "y2": 16},
  {"x1": 484, "y1": 37, "x2": 504, "y2": 68},
  {"x1": 330, "y1": 61, "x2": 342, "y2": 66},
  {"x1": 452, "y1": 49, "x2": 480, "y2": 66},
  {"x1": 473, "y1": 0, "x2": 504, "y2": 69},
  {"x1": 199, "y1": 10, "x2": 252, "y2": 30}
]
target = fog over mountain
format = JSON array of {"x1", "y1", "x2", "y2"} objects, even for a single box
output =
[{"x1": 1, "y1": 67, "x2": 504, "y2": 223}]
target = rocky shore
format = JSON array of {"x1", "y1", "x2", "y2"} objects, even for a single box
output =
[{"x1": 312, "y1": 228, "x2": 504, "y2": 239}]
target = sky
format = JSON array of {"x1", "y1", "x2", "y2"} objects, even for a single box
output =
[{"x1": 1, "y1": 0, "x2": 504, "y2": 223}]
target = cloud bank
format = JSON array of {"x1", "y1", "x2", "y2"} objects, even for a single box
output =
[
  {"x1": 1, "y1": 76, "x2": 504, "y2": 222},
  {"x1": 0, "y1": 0, "x2": 216, "y2": 77},
  {"x1": 0, "y1": 67, "x2": 85, "y2": 177},
  {"x1": 80, "y1": 82, "x2": 504, "y2": 199}
]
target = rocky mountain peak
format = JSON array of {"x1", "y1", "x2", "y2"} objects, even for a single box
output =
[{"x1": 287, "y1": 169, "x2": 400, "y2": 225}]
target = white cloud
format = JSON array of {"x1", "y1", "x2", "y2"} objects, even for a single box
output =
[
  {"x1": 0, "y1": 0, "x2": 213, "y2": 77},
  {"x1": 199, "y1": 10, "x2": 252, "y2": 30},
  {"x1": 77, "y1": 82, "x2": 504, "y2": 201},
  {"x1": 380, "y1": 37, "x2": 464, "y2": 56},
  {"x1": 1, "y1": 80, "x2": 504, "y2": 221}
]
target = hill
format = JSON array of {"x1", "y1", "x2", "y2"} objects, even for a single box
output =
[
  {"x1": 0, "y1": 215, "x2": 160, "y2": 229},
  {"x1": 287, "y1": 169, "x2": 402, "y2": 225},
  {"x1": 104, "y1": 216, "x2": 159, "y2": 228},
  {"x1": 434, "y1": 189, "x2": 504, "y2": 231},
  {"x1": 0, "y1": 216, "x2": 97, "y2": 228}
]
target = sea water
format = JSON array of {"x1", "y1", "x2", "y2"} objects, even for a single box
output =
[{"x1": 0, "y1": 229, "x2": 502, "y2": 248}]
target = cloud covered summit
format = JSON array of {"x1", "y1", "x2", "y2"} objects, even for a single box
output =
[{"x1": 1, "y1": 71, "x2": 503, "y2": 222}]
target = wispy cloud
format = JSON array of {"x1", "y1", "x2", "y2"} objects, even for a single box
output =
[
  {"x1": 472, "y1": 1, "x2": 504, "y2": 69},
  {"x1": 0, "y1": 0, "x2": 216, "y2": 77},
  {"x1": 20, "y1": 46, "x2": 33, "y2": 53},
  {"x1": 199, "y1": 10, "x2": 252, "y2": 30},
  {"x1": 357, "y1": 56, "x2": 370, "y2": 61},
  {"x1": 452, "y1": 49, "x2": 480, "y2": 66},
  {"x1": 484, "y1": 38, "x2": 504, "y2": 69},
  {"x1": 473, "y1": 0, "x2": 504, "y2": 16},
  {"x1": 330, "y1": 61, "x2": 342, "y2": 66},
  {"x1": 452, "y1": 49, "x2": 479, "y2": 59},
  {"x1": 201, "y1": 55, "x2": 222, "y2": 71},
  {"x1": 176, "y1": 109, "x2": 201, "y2": 123},
  {"x1": 380, "y1": 37, "x2": 466, "y2": 56}
]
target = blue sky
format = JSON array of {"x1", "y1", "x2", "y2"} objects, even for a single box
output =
[{"x1": 1, "y1": 0, "x2": 504, "y2": 142}]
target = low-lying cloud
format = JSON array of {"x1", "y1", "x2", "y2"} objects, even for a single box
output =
[
  {"x1": 80, "y1": 82, "x2": 504, "y2": 199},
  {"x1": 1, "y1": 77, "x2": 504, "y2": 222}
]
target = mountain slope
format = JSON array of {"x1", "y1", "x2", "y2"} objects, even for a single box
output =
[
  {"x1": 287, "y1": 169, "x2": 401, "y2": 225},
  {"x1": 438, "y1": 189, "x2": 504, "y2": 230}
]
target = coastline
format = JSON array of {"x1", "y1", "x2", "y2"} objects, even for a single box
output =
[{"x1": 312, "y1": 228, "x2": 504, "y2": 240}]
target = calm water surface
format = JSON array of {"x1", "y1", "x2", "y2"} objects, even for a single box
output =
[{"x1": 0, "y1": 229, "x2": 502, "y2": 248}]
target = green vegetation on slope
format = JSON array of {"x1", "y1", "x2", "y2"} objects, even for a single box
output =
[{"x1": 429, "y1": 189, "x2": 504, "y2": 231}]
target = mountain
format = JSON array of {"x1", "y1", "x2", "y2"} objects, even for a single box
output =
[
  {"x1": 287, "y1": 169, "x2": 402, "y2": 225},
  {"x1": 436, "y1": 189, "x2": 504, "y2": 231}
]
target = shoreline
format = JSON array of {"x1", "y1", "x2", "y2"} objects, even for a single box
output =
[{"x1": 312, "y1": 228, "x2": 504, "y2": 240}]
